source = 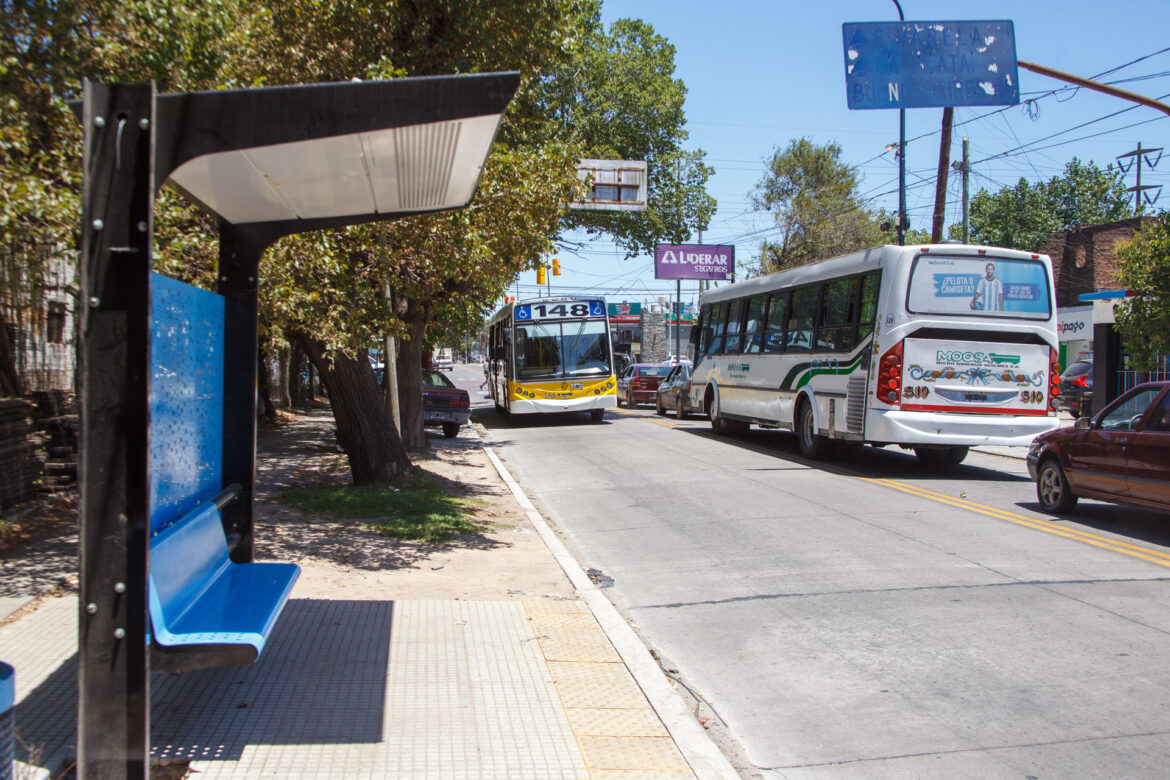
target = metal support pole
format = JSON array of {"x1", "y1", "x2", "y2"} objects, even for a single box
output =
[
  {"x1": 898, "y1": 108, "x2": 906, "y2": 246},
  {"x1": 674, "y1": 279, "x2": 681, "y2": 361},
  {"x1": 218, "y1": 223, "x2": 273, "y2": 564},
  {"x1": 893, "y1": 0, "x2": 906, "y2": 246},
  {"x1": 78, "y1": 80, "x2": 155, "y2": 780}
]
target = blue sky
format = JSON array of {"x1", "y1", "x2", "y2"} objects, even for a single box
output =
[{"x1": 509, "y1": 0, "x2": 1170, "y2": 311}]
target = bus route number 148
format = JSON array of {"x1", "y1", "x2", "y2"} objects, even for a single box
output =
[{"x1": 526, "y1": 302, "x2": 594, "y2": 319}]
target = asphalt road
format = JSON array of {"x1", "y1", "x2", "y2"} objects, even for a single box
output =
[{"x1": 448, "y1": 364, "x2": 1170, "y2": 779}]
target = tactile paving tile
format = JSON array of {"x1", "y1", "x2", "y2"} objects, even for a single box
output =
[
  {"x1": 577, "y1": 736, "x2": 693, "y2": 771},
  {"x1": 529, "y1": 612, "x2": 606, "y2": 635},
  {"x1": 555, "y1": 681, "x2": 650, "y2": 710},
  {"x1": 524, "y1": 599, "x2": 591, "y2": 615},
  {"x1": 538, "y1": 636, "x2": 623, "y2": 664},
  {"x1": 564, "y1": 707, "x2": 670, "y2": 738},
  {"x1": 546, "y1": 661, "x2": 636, "y2": 686}
]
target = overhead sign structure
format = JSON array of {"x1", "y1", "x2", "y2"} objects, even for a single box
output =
[
  {"x1": 655, "y1": 243, "x2": 734, "y2": 281},
  {"x1": 572, "y1": 159, "x2": 648, "y2": 211},
  {"x1": 842, "y1": 20, "x2": 1020, "y2": 110}
]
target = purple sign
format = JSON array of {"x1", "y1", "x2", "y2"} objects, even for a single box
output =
[{"x1": 654, "y1": 243, "x2": 734, "y2": 281}]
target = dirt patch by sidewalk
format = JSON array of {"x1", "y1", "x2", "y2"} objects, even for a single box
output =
[{"x1": 254, "y1": 407, "x2": 575, "y2": 601}]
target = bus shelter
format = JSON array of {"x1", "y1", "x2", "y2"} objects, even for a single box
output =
[{"x1": 77, "y1": 72, "x2": 519, "y2": 778}]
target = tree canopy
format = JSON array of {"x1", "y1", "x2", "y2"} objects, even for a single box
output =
[
  {"x1": 968, "y1": 158, "x2": 1134, "y2": 251},
  {"x1": 751, "y1": 138, "x2": 885, "y2": 273},
  {"x1": 1115, "y1": 211, "x2": 1170, "y2": 371},
  {"x1": 3, "y1": 0, "x2": 715, "y2": 478}
]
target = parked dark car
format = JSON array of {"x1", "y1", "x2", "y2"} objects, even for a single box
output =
[
  {"x1": 422, "y1": 369, "x2": 470, "y2": 437},
  {"x1": 1027, "y1": 381, "x2": 1170, "y2": 514},
  {"x1": 616, "y1": 363, "x2": 671, "y2": 407},
  {"x1": 1058, "y1": 360, "x2": 1094, "y2": 417},
  {"x1": 655, "y1": 362, "x2": 694, "y2": 418}
]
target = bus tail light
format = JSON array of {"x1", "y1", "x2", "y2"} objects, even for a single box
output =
[
  {"x1": 1049, "y1": 348, "x2": 1062, "y2": 409},
  {"x1": 877, "y1": 342, "x2": 903, "y2": 405}
]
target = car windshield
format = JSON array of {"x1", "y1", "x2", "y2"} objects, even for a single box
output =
[
  {"x1": 1098, "y1": 386, "x2": 1161, "y2": 430},
  {"x1": 1062, "y1": 362, "x2": 1092, "y2": 379},
  {"x1": 515, "y1": 319, "x2": 611, "y2": 380},
  {"x1": 637, "y1": 366, "x2": 669, "y2": 377},
  {"x1": 422, "y1": 370, "x2": 454, "y2": 388}
]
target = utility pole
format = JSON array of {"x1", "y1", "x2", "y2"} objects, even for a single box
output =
[
  {"x1": 931, "y1": 107, "x2": 954, "y2": 243},
  {"x1": 1117, "y1": 142, "x2": 1163, "y2": 214},
  {"x1": 893, "y1": 0, "x2": 906, "y2": 246},
  {"x1": 950, "y1": 137, "x2": 970, "y2": 243}
]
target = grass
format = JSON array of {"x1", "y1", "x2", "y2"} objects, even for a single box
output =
[{"x1": 277, "y1": 471, "x2": 486, "y2": 544}]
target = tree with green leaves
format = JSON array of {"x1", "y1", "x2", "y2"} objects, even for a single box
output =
[
  {"x1": 968, "y1": 158, "x2": 1134, "y2": 251},
  {"x1": 531, "y1": 14, "x2": 717, "y2": 255},
  {"x1": 1115, "y1": 211, "x2": 1170, "y2": 371},
  {"x1": 751, "y1": 138, "x2": 885, "y2": 273}
]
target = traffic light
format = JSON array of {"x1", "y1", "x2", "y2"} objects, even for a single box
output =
[
  {"x1": 552, "y1": 257, "x2": 561, "y2": 276},
  {"x1": 536, "y1": 266, "x2": 546, "y2": 285}
]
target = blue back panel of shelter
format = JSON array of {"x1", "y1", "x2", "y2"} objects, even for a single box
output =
[{"x1": 150, "y1": 273, "x2": 224, "y2": 535}]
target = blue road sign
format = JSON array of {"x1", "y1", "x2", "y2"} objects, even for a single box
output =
[{"x1": 843, "y1": 20, "x2": 1019, "y2": 110}]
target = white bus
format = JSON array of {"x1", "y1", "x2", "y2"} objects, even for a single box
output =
[
  {"x1": 689, "y1": 243, "x2": 1063, "y2": 464},
  {"x1": 486, "y1": 296, "x2": 617, "y2": 421}
]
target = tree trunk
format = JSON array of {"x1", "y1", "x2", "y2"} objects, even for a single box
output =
[
  {"x1": 0, "y1": 317, "x2": 22, "y2": 397},
  {"x1": 275, "y1": 347, "x2": 291, "y2": 409},
  {"x1": 396, "y1": 313, "x2": 429, "y2": 450},
  {"x1": 256, "y1": 345, "x2": 275, "y2": 423},
  {"x1": 293, "y1": 330, "x2": 411, "y2": 484},
  {"x1": 288, "y1": 348, "x2": 306, "y2": 409}
]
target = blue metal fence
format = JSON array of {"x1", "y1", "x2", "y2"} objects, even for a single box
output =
[{"x1": 1117, "y1": 354, "x2": 1170, "y2": 393}]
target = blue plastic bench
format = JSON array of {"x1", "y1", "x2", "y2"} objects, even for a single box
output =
[{"x1": 149, "y1": 494, "x2": 300, "y2": 673}]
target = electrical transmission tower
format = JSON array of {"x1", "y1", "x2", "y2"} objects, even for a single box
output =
[{"x1": 1117, "y1": 142, "x2": 1163, "y2": 214}]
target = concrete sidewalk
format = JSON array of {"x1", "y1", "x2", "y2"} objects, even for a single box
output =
[{"x1": 0, "y1": 415, "x2": 739, "y2": 779}]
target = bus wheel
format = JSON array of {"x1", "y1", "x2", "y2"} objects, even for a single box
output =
[
  {"x1": 798, "y1": 401, "x2": 831, "y2": 460},
  {"x1": 709, "y1": 392, "x2": 726, "y2": 434},
  {"x1": 590, "y1": 408, "x2": 605, "y2": 422},
  {"x1": 914, "y1": 446, "x2": 967, "y2": 466},
  {"x1": 944, "y1": 445, "x2": 969, "y2": 465}
]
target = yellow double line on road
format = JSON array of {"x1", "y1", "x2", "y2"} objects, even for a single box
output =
[
  {"x1": 621, "y1": 408, "x2": 1170, "y2": 568},
  {"x1": 860, "y1": 476, "x2": 1170, "y2": 569}
]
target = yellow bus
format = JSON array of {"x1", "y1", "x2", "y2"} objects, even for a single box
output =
[{"x1": 486, "y1": 296, "x2": 617, "y2": 421}]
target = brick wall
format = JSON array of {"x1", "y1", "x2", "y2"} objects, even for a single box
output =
[{"x1": 1038, "y1": 217, "x2": 1152, "y2": 307}]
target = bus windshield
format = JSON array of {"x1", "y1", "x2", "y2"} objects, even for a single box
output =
[
  {"x1": 906, "y1": 254, "x2": 1052, "y2": 320},
  {"x1": 516, "y1": 320, "x2": 611, "y2": 380}
]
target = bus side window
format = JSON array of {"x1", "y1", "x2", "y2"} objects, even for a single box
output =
[
  {"x1": 857, "y1": 272, "x2": 880, "y2": 341},
  {"x1": 724, "y1": 299, "x2": 746, "y2": 354},
  {"x1": 704, "y1": 302, "x2": 729, "y2": 355},
  {"x1": 818, "y1": 277, "x2": 857, "y2": 352},
  {"x1": 743, "y1": 296, "x2": 767, "y2": 354},
  {"x1": 787, "y1": 286, "x2": 817, "y2": 351},
  {"x1": 763, "y1": 292, "x2": 788, "y2": 353}
]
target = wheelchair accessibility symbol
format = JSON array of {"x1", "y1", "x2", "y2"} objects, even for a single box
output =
[
  {"x1": 515, "y1": 305, "x2": 532, "y2": 321},
  {"x1": 589, "y1": 301, "x2": 604, "y2": 316}
]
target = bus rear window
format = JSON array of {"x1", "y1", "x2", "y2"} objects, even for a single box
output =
[{"x1": 906, "y1": 255, "x2": 1051, "y2": 320}]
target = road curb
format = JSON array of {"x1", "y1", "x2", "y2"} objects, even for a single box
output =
[{"x1": 480, "y1": 442, "x2": 740, "y2": 780}]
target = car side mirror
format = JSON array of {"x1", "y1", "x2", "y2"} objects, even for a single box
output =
[{"x1": 1074, "y1": 416, "x2": 1091, "y2": 430}]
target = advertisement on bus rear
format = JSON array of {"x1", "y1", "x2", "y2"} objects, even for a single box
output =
[
  {"x1": 899, "y1": 338, "x2": 1051, "y2": 416},
  {"x1": 906, "y1": 255, "x2": 1051, "y2": 319}
]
